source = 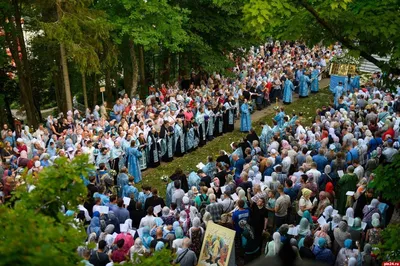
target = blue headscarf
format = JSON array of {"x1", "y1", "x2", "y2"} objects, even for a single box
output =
[
  {"x1": 318, "y1": 237, "x2": 327, "y2": 248},
  {"x1": 344, "y1": 239, "x2": 352, "y2": 249},
  {"x1": 87, "y1": 217, "x2": 100, "y2": 237},
  {"x1": 175, "y1": 227, "x2": 184, "y2": 239},
  {"x1": 141, "y1": 226, "x2": 153, "y2": 250},
  {"x1": 155, "y1": 241, "x2": 165, "y2": 251},
  {"x1": 302, "y1": 210, "x2": 313, "y2": 224}
]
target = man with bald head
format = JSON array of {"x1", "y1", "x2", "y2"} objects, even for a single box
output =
[
  {"x1": 174, "y1": 238, "x2": 197, "y2": 266},
  {"x1": 150, "y1": 227, "x2": 169, "y2": 250}
]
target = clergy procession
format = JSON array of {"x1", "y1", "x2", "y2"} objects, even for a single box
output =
[{"x1": 1, "y1": 40, "x2": 400, "y2": 266}]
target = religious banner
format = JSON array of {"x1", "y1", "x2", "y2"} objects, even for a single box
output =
[{"x1": 198, "y1": 222, "x2": 236, "y2": 266}]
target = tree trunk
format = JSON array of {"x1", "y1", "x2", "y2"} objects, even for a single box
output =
[
  {"x1": 121, "y1": 36, "x2": 133, "y2": 97},
  {"x1": 2, "y1": 0, "x2": 40, "y2": 127},
  {"x1": 128, "y1": 39, "x2": 139, "y2": 98},
  {"x1": 139, "y1": 45, "x2": 147, "y2": 98},
  {"x1": 57, "y1": 0, "x2": 73, "y2": 112},
  {"x1": 105, "y1": 69, "x2": 112, "y2": 102},
  {"x1": 82, "y1": 72, "x2": 88, "y2": 109},
  {"x1": 93, "y1": 74, "x2": 98, "y2": 107},
  {"x1": 161, "y1": 51, "x2": 171, "y2": 84}
]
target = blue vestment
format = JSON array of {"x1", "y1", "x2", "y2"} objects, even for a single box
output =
[
  {"x1": 282, "y1": 79, "x2": 295, "y2": 103},
  {"x1": 127, "y1": 147, "x2": 142, "y2": 183},
  {"x1": 299, "y1": 75, "x2": 310, "y2": 97},
  {"x1": 310, "y1": 69, "x2": 319, "y2": 92},
  {"x1": 240, "y1": 103, "x2": 251, "y2": 132}
]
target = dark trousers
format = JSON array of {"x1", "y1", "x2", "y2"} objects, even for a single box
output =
[{"x1": 275, "y1": 214, "x2": 287, "y2": 230}]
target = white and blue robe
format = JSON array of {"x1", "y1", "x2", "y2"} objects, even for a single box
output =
[
  {"x1": 160, "y1": 126, "x2": 174, "y2": 162},
  {"x1": 282, "y1": 79, "x2": 295, "y2": 103},
  {"x1": 196, "y1": 112, "x2": 207, "y2": 146},
  {"x1": 299, "y1": 75, "x2": 310, "y2": 97},
  {"x1": 240, "y1": 103, "x2": 251, "y2": 132},
  {"x1": 310, "y1": 69, "x2": 319, "y2": 92},
  {"x1": 174, "y1": 123, "x2": 185, "y2": 157},
  {"x1": 126, "y1": 147, "x2": 142, "y2": 183}
]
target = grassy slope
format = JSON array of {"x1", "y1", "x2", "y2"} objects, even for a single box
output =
[{"x1": 141, "y1": 86, "x2": 332, "y2": 196}]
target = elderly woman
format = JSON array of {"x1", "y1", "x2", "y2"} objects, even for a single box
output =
[
  {"x1": 187, "y1": 217, "x2": 204, "y2": 258},
  {"x1": 140, "y1": 226, "x2": 154, "y2": 252},
  {"x1": 314, "y1": 223, "x2": 332, "y2": 248},
  {"x1": 357, "y1": 244, "x2": 375, "y2": 266},
  {"x1": 315, "y1": 191, "x2": 331, "y2": 217},
  {"x1": 298, "y1": 218, "x2": 311, "y2": 237},
  {"x1": 365, "y1": 218, "x2": 382, "y2": 245},
  {"x1": 265, "y1": 232, "x2": 282, "y2": 257},
  {"x1": 362, "y1": 199, "x2": 380, "y2": 225},
  {"x1": 298, "y1": 188, "x2": 313, "y2": 221},
  {"x1": 335, "y1": 239, "x2": 358, "y2": 266},
  {"x1": 333, "y1": 221, "x2": 351, "y2": 254},
  {"x1": 130, "y1": 237, "x2": 146, "y2": 261},
  {"x1": 172, "y1": 226, "x2": 185, "y2": 252},
  {"x1": 313, "y1": 238, "x2": 335, "y2": 266}
]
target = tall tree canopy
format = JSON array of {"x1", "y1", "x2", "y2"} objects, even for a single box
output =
[{"x1": 226, "y1": 0, "x2": 400, "y2": 72}]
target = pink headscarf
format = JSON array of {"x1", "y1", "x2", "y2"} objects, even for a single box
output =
[{"x1": 20, "y1": 150, "x2": 28, "y2": 159}]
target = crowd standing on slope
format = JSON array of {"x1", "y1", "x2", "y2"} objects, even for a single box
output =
[{"x1": 2, "y1": 41, "x2": 400, "y2": 266}]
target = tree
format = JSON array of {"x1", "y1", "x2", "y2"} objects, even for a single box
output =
[
  {"x1": 369, "y1": 154, "x2": 400, "y2": 206},
  {"x1": 97, "y1": 0, "x2": 189, "y2": 97},
  {"x1": 0, "y1": 156, "x2": 92, "y2": 265},
  {"x1": 40, "y1": 0, "x2": 112, "y2": 111},
  {"x1": 0, "y1": 0, "x2": 42, "y2": 127},
  {"x1": 235, "y1": 0, "x2": 400, "y2": 73}
]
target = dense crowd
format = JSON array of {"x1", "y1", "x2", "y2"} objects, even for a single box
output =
[{"x1": 1, "y1": 41, "x2": 400, "y2": 266}]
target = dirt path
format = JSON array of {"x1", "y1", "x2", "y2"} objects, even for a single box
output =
[{"x1": 234, "y1": 78, "x2": 331, "y2": 127}]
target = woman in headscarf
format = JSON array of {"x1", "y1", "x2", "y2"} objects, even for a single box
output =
[
  {"x1": 333, "y1": 221, "x2": 351, "y2": 254},
  {"x1": 315, "y1": 191, "x2": 331, "y2": 217},
  {"x1": 155, "y1": 241, "x2": 165, "y2": 252},
  {"x1": 343, "y1": 207, "x2": 354, "y2": 222},
  {"x1": 313, "y1": 237, "x2": 335, "y2": 266},
  {"x1": 290, "y1": 238, "x2": 300, "y2": 259},
  {"x1": 212, "y1": 177, "x2": 222, "y2": 199},
  {"x1": 87, "y1": 211, "x2": 101, "y2": 237},
  {"x1": 354, "y1": 178, "x2": 367, "y2": 201},
  {"x1": 171, "y1": 226, "x2": 184, "y2": 252},
  {"x1": 322, "y1": 205, "x2": 334, "y2": 222},
  {"x1": 179, "y1": 210, "x2": 190, "y2": 234},
  {"x1": 318, "y1": 165, "x2": 333, "y2": 192},
  {"x1": 161, "y1": 206, "x2": 175, "y2": 225},
  {"x1": 305, "y1": 174, "x2": 318, "y2": 200},
  {"x1": 357, "y1": 243, "x2": 375, "y2": 266},
  {"x1": 265, "y1": 232, "x2": 281, "y2": 257},
  {"x1": 298, "y1": 188, "x2": 313, "y2": 221},
  {"x1": 201, "y1": 211, "x2": 213, "y2": 229},
  {"x1": 349, "y1": 217, "x2": 363, "y2": 245},
  {"x1": 114, "y1": 219, "x2": 134, "y2": 254},
  {"x1": 314, "y1": 223, "x2": 332, "y2": 248},
  {"x1": 187, "y1": 217, "x2": 204, "y2": 258},
  {"x1": 302, "y1": 210, "x2": 313, "y2": 225},
  {"x1": 239, "y1": 220, "x2": 260, "y2": 263},
  {"x1": 130, "y1": 237, "x2": 146, "y2": 261},
  {"x1": 335, "y1": 239, "x2": 357, "y2": 266},
  {"x1": 362, "y1": 199, "x2": 380, "y2": 225},
  {"x1": 365, "y1": 218, "x2": 382, "y2": 245},
  {"x1": 325, "y1": 181, "x2": 335, "y2": 204},
  {"x1": 140, "y1": 226, "x2": 154, "y2": 252},
  {"x1": 99, "y1": 224, "x2": 115, "y2": 242},
  {"x1": 298, "y1": 218, "x2": 311, "y2": 237}
]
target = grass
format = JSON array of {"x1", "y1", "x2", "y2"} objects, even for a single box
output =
[{"x1": 141, "y1": 86, "x2": 332, "y2": 197}]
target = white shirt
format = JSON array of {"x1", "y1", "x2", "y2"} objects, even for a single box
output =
[
  {"x1": 83, "y1": 146, "x2": 95, "y2": 164},
  {"x1": 78, "y1": 204, "x2": 92, "y2": 222},
  {"x1": 281, "y1": 156, "x2": 292, "y2": 173},
  {"x1": 139, "y1": 215, "x2": 156, "y2": 228},
  {"x1": 306, "y1": 168, "x2": 322, "y2": 184}
]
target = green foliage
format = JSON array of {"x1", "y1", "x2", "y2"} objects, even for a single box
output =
[
  {"x1": 130, "y1": 248, "x2": 175, "y2": 266},
  {"x1": 375, "y1": 224, "x2": 400, "y2": 261},
  {"x1": 370, "y1": 153, "x2": 400, "y2": 205},
  {"x1": 238, "y1": 0, "x2": 400, "y2": 72},
  {"x1": 40, "y1": 0, "x2": 113, "y2": 74},
  {"x1": 0, "y1": 155, "x2": 93, "y2": 265}
]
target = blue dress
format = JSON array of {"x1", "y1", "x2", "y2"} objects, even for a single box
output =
[
  {"x1": 330, "y1": 85, "x2": 344, "y2": 108},
  {"x1": 240, "y1": 103, "x2": 251, "y2": 132},
  {"x1": 310, "y1": 69, "x2": 319, "y2": 92},
  {"x1": 127, "y1": 147, "x2": 142, "y2": 183},
  {"x1": 282, "y1": 79, "x2": 295, "y2": 103},
  {"x1": 299, "y1": 75, "x2": 310, "y2": 97},
  {"x1": 344, "y1": 77, "x2": 352, "y2": 93},
  {"x1": 351, "y1": 75, "x2": 360, "y2": 91}
]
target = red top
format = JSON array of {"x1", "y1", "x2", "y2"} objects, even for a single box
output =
[{"x1": 382, "y1": 128, "x2": 395, "y2": 140}]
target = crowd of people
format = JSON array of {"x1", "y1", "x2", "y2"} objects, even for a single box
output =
[{"x1": 1, "y1": 40, "x2": 400, "y2": 266}]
